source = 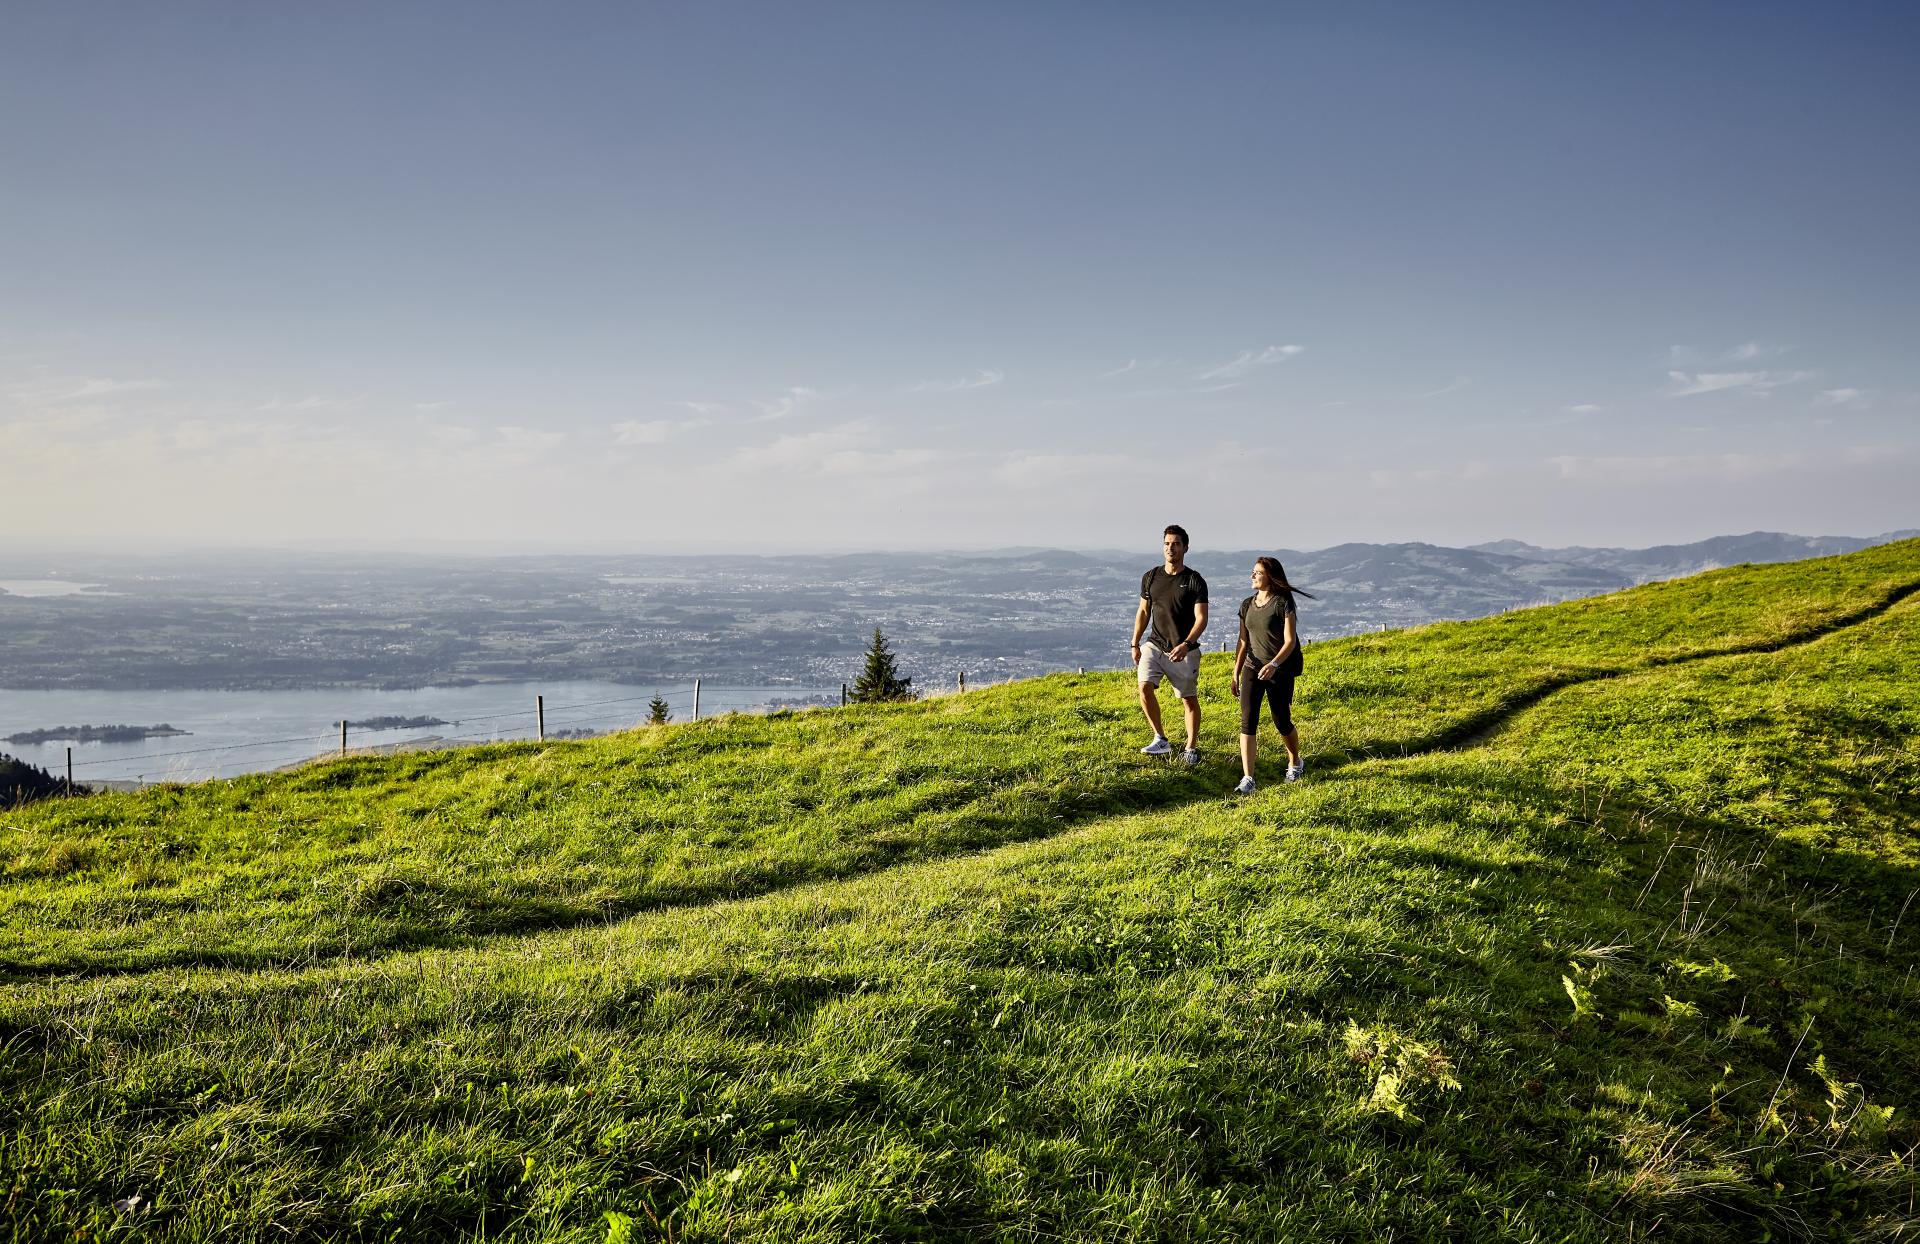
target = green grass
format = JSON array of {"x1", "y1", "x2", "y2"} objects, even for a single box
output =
[{"x1": 3, "y1": 542, "x2": 1918, "y2": 1241}]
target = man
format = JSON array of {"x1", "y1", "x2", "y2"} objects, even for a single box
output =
[{"x1": 1130, "y1": 524, "x2": 1208, "y2": 765}]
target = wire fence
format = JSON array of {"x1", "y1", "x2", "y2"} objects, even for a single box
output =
[
  {"x1": 35, "y1": 662, "x2": 1141, "y2": 793},
  {"x1": 56, "y1": 685, "x2": 712, "y2": 788}
]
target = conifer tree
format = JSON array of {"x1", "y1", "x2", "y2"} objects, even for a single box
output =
[
  {"x1": 646, "y1": 695, "x2": 672, "y2": 725},
  {"x1": 1, "y1": 752, "x2": 72, "y2": 807},
  {"x1": 850, "y1": 627, "x2": 913, "y2": 703}
]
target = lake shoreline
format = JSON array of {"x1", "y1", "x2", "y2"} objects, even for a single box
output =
[{"x1": 0, "y1": 681, "x2": 843, "y2": 784}]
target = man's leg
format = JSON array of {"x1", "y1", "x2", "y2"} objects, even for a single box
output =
[
  {"x1": 1138, "y1": 681, "x2": 1166, "y2": 738},
  {"x1": 1180, "y1": 696, "x2": 1201, "y2": 751}
]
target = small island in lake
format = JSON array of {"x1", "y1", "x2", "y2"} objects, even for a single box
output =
[
  {"x1": 345, "y1": 715, "x2": 448, "y2": 731},
  {"x1": 4, "y1": 723, "x2": 191, "y2": 745}
]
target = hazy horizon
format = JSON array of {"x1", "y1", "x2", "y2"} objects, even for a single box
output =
[{"x1": 3, "y1": 526, "x2": 1914, "y2": 566}]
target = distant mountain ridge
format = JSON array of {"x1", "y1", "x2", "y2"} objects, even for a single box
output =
[
  {"x1": 1180, "y1": 529, "x2": 1918, "y2": 638},
  {"x1": 1464, "y1": 530, "x2": 1920, "y2": 584}
]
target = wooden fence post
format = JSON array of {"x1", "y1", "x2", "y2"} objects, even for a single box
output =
[
  {"x1": 66, "y1": 746, "x2": 73, "y2": 795},
  {"x1": 693, "y1": 678, "x2": 701, "y2": 721},
  {"x1": 339, "y1": 720, "x2": 348, "y2": 757},
  {"x1": 841, "y1": 683, "x2": 848, "y2": 706},
  {"x1": 958, "y1": 671, "x2": 966, "y2": 693},
  {"x1": 537, "y1": 694, "x2": 546, "y2": 741}
]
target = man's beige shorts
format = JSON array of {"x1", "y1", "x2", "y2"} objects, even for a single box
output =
[{"x1": 1137, "y1": 642, "x2": 1201, "y2": 698}]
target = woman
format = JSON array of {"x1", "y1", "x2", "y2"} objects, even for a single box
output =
[{"x1": 1230, "y1": 555, "x2": 1314, "y2": 793}]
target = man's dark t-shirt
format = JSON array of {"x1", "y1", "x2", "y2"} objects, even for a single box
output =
[{"x1": 1141, "y1": 566, "x2": 1209, "y2": 650}]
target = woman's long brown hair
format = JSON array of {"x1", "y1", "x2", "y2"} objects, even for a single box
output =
[{"x1": 1255, "y1": 556, "x2": 1316, "y2": 601}]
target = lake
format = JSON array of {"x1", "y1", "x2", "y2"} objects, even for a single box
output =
[{"x1": 0, "y1": 681, "x2": 840, "y2": 784}]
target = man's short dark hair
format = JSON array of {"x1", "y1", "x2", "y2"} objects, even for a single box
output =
[{"x1": 1163, "y1": 524, "x2": 1189, "y2": 547}]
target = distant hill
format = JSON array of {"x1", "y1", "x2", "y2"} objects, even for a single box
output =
[
  {"x1": 1185, "y1": 528, "x2": 1920, "y2": 636},
  {"x1": 1194, "y1": 542, "x2": 1633, "y2": 634},
  {"x1": 1467, "y1": 528, "x2": 1920, "y2": 583}
]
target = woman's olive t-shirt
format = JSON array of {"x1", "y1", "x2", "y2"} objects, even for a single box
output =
[{"x1": 1238, "y1": 592, "x2": 1302, "y2": 673}]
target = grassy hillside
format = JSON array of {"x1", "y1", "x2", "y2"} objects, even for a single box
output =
[{"x1": 3, "y1": 541, "x2": 1917, "y2": 1241}]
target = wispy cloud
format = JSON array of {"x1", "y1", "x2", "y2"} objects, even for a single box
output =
[
  {"x1": 1420, "y1": 377, "x2": 1470, "y2": 399},
  {"x1": 6, "y1": 373, "x2": 170, "y2": 407},
  {"x1": 422, "y1": 422, "x2": 478, "y2": 447},
  {"x1": 1546, "y1": 449, "x2": 1808, "y2": 483},
  {"x1": 1815, "y1": 387, "x2": 1866, "y2": 406},
  {"x1": 611, "y1": 415, "x2": 710, "y2": 445},
  {"x1": 257, "y1": 393, "x2": 361, "y2": 413},
  {"x1": 1196, "y1": 344, "x2": 1304, "y2": 382},
  {"x1": 678, "y1": 400, "x2": 728, "y2": 416},
  {"x1": 1669, "y1": 341, "x2": 1786, "y2": 366},
  {"x1": 1664, "y1": 369, "x2": 1813, "y2": 398},
  {"x1": 750, "y1": 385, "x2": 822, "y2": 422},
  {"x1": 1367, "y1": 460, "x2": 1497, "y2": 489},
  {"x1": 60, "y1": 377, "x2": 169, "y2": 400},
  {"x1": 1097, "y1": 357, "x2": 1183, "y2": 381},
  {"x1": 732, "y1": 422, "x2": 946, "y2": 476},
  {"x1": 910, "y1": 369, "x2": 1004, "y2": 394},
  {"x1": 1566, "y1": 403, "x2": 1603, "y2": 414},
  {"x1": 993, "y1": 451, "x2": 1161, "y2": 488},
  {"x1": 495, "y1": 426, "x2": 566, "y2": 450}
]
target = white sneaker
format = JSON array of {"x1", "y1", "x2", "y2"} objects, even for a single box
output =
[
  {"x1": 1285, "y1": 761, "x2": 1305, "y2": 783},
  {"x1": 1179, "y1": 748, "x2": 1201, "y2": 767},
  {"x1": 1234, "y1": 775, "x2": 1256, "y2": 794},
  {"x1": 1140, "y1": 736, "x2": 1173, "y2": 756}
]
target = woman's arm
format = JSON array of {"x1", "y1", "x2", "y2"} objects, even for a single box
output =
[
  {"x1": 1231, "y1": 617, "x2": 1249, "y2": 692},
  {"x1": 1275, "y1": 612, "x2": 1298, "y2": 664}
]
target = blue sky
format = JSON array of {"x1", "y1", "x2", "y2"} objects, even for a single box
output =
[{"x1": 3, "y1": 2, "x2": 1915, "y2": 552}]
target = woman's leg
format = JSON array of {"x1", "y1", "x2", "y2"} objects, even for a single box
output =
[
  {"x1": 1238, "y1": 669, "x2": 1263, "y2": 779},
  {"x1": 1269, "y1": 674, "x2": 1301, "y2": 766}
]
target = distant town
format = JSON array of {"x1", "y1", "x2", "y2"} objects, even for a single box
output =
[{"x1": 1, "y1": 531, "x2": 1909, "y2": 693}]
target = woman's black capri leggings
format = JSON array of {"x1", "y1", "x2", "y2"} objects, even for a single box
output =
[{"x1": 1239, "y1": 667, "x2": 1297, "y2": 735}]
